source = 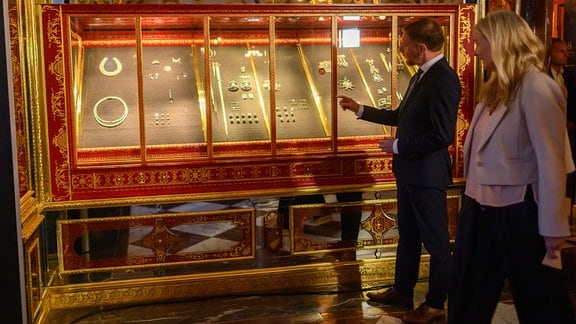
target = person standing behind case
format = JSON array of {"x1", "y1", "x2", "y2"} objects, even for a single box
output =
[
  {"x1": 448, "y1": 10, "x2": 576, "y2": 324},
  {"x1": 338, "y1": 17, "x2": 461, "y2": 324},
  {"x1": 547, "y1": 37, "x2": 576, "y2": 205}
]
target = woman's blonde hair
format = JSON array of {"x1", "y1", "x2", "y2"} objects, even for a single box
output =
[{"x1": 475, "y1": 10, "x2": 546, "y2": 111}]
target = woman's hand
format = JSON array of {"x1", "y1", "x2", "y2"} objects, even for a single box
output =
[{"x1": 543, "y1": 236, "x2": 565, "y2": 259}]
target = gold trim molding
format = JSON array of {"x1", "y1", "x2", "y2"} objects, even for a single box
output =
[{"x1": 40, "y1": 256, "x2": 429, "y2": 314}]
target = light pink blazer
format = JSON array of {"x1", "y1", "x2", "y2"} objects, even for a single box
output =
[{"x1": 463, "y1": 68, "x2": 573, "y2": 237}]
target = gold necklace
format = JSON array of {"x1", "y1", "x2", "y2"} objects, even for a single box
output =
[{"x1": 98, "y1": 57, "x2": 123, "y2": 77}]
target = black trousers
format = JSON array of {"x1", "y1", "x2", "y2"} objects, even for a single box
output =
[
  {"x1": 448, "y1": 192, "x2": 576, "y2": 324},
  {"x1": 394, "y1": 185, "x2": 451, "y2": 309}
]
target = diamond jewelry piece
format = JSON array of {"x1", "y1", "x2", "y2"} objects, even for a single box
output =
[
  {"x1": 240, "y1": 80, "x2": 252, "y2": 92},
  {"x1": 377, "y1": 86, "x2": 388, "y2": 94},
  {"x1": 338, "y1": 76, "x2": 355, "y2": 91},
  {"x1": 337, "y1": 55, "x2": 349, "y2": 68},
  {"x1": 366, "y1": 59, "x2": 380, "y2": 74},
  {"x1": 98, "y1": 57, "x2": 123, "y2": 77},
  {"x1": 318, "y1": 60, "x2": 331, "y2": 73},
  {"x1": 227, "y1": 81, "x2": 239, "y2": 92}
]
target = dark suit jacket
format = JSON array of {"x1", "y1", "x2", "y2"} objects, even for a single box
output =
[{"x1": 359, "y1": 58, "x2": 461, "y2": 188}]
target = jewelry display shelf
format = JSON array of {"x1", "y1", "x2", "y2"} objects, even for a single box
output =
[{"x1": 39, "y1": 4, "x2": 475, "y2": 206}]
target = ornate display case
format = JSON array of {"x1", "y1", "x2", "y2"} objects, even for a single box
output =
[
  {"x1": 39, "y1": 4, "x2": 474, "y2": 207},
  {"x1": 35, "y1": 4, "x2": 475, "y2": 318}
]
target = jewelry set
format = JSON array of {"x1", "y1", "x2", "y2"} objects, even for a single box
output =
[
  {"x1": 93, "y1": 49, "x2": 394, "y2": 129},
  {"x1": 94, "y1": 57, "x2": 128, "y2": 128},
  {"x1": 274, "y1": 99, "x2": 309, "y2": 124},
  {"x1": 95, "y1": 55, "x2": 187, "y2": 128},
  {"x1": 318, "y1": 53, "x2": 389, "y2": 95},
  {"x1": 366, "y1": 59, "x2": 384, "y2": 83},
  {"x1": 227, "y1": 80, "x2": 253, "y2": 92},
  {"x1": 229, "y1": 112, "x2": 260, "y2": 125},
  {"x1": 154, "y1": 112, "x2": 171, "y2": 126}
]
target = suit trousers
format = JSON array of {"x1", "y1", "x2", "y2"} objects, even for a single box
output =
[
  {"x1": 394, "y1": 185, "x2": 451, "y2": 309},
  {"x1": 448, "y1": 192, "x2": 576, "y2": 324}
]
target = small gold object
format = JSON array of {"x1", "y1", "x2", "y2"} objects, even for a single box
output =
[
  {"x1": 240, "y1": 80, "x2": 252, "y2": 92},
  {"x1": 228, "y1": 81, "x2": 239, "y2": 92}
]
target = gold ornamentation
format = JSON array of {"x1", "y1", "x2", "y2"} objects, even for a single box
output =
[
  {"x1": 141, "y1": 219, "x2": 179, "y2": 263},
  {"x1": 263, "y1": 211, "x2": 282, "y2": 253},
  {"x1": 318, "y1": 60, "x2": 331, "y2": 74},
  {"x1": 337, "y1": 54, "x2": 349, "y2": 68},
  {"x1": 93, "y1": 96, "x2": 129, "y2": 128},
  {"x1": 98, "y1": 57, "x2": 122, "y2": 77},
  {"x1": 361, "y1": 203, "x2": 396, "y2": 245},
  {"x1": 338, "y1": 76, "x2": 354, "y2": 91},
  {"x1": 367, "y1": 59, "x2": 383, "y2": 82},
  {"x1": 228, "y1": 81, "x2": 239, "y2": 92},
  {"x1": 240, "y1": 80, "x2": 252, "y2": 91}
]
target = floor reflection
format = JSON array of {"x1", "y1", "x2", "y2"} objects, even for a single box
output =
[{"x1": 47, "y1": 278, "x2": 576, "y2": 324}]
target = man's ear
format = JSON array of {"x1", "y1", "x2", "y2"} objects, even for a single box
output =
[{"x1": 419, "y1": 43, "x2": 426, "y2": 54}]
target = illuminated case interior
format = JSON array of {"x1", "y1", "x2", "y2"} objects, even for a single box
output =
[{"x1": 39, "y1": 4, "x2": 475, "y2": 206}]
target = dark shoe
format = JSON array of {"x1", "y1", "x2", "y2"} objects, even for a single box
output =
[
  {"x1": 401, "y1": 303, "x2": 445, "y2": 324},
  {"x1": 366, "y1": 288, "x2": 413, "y2": 309}
]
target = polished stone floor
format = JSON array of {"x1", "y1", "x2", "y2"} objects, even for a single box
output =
[
  {"x1": 50, "y1": 266, "x2": 576, "y2": 324},
  {"x1": 49, "y1": 283, "x2": 471, "y2": 323}
]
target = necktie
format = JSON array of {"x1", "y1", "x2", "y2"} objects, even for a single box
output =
[
  {"x1": 404, "y1": 68, "x2": 423, "y2": 100},
  {"x1": 398, "y1": 68, "x2": 423, "y2": 113}
]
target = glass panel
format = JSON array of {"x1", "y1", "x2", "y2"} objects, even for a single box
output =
[
  {"x1": 275, "y1": 15, "x2": 333, "y2": 152},
  {"x1": 71, "y1": 17, "x2": 140, "y2": 152},
  {"x1": 141, "y1": 17, "x2": 206, "y2": 157},
  {"x1": 209, "y1": 16, "x2": 272, "y2": 152},
  {"x1": 58, "y1": 205, "x2": 255, "y2": 273},
  {"x1": 336, "y1": 15, "x2": 393, "y2": 138}
]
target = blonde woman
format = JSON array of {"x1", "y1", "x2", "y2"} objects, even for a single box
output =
[{"x1": 448, "y1": 10, "x2": 576, "y2": 323}]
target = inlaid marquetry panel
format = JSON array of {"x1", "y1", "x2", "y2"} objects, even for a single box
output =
[{"x1": 57, "y1": 208, "x2": 255, "y2": 273}]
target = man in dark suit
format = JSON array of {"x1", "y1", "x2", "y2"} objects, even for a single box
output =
[{"x1": 338, "y1": 17, "x2": 461, "y2": 323}]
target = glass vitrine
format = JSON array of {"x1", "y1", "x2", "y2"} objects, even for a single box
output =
[
  {"x1": 40, "y1": 4, "x2": 474, "y2": 205},
  {"x1": 36, "y1": 5, "x2": 474, "y2": 313}
]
